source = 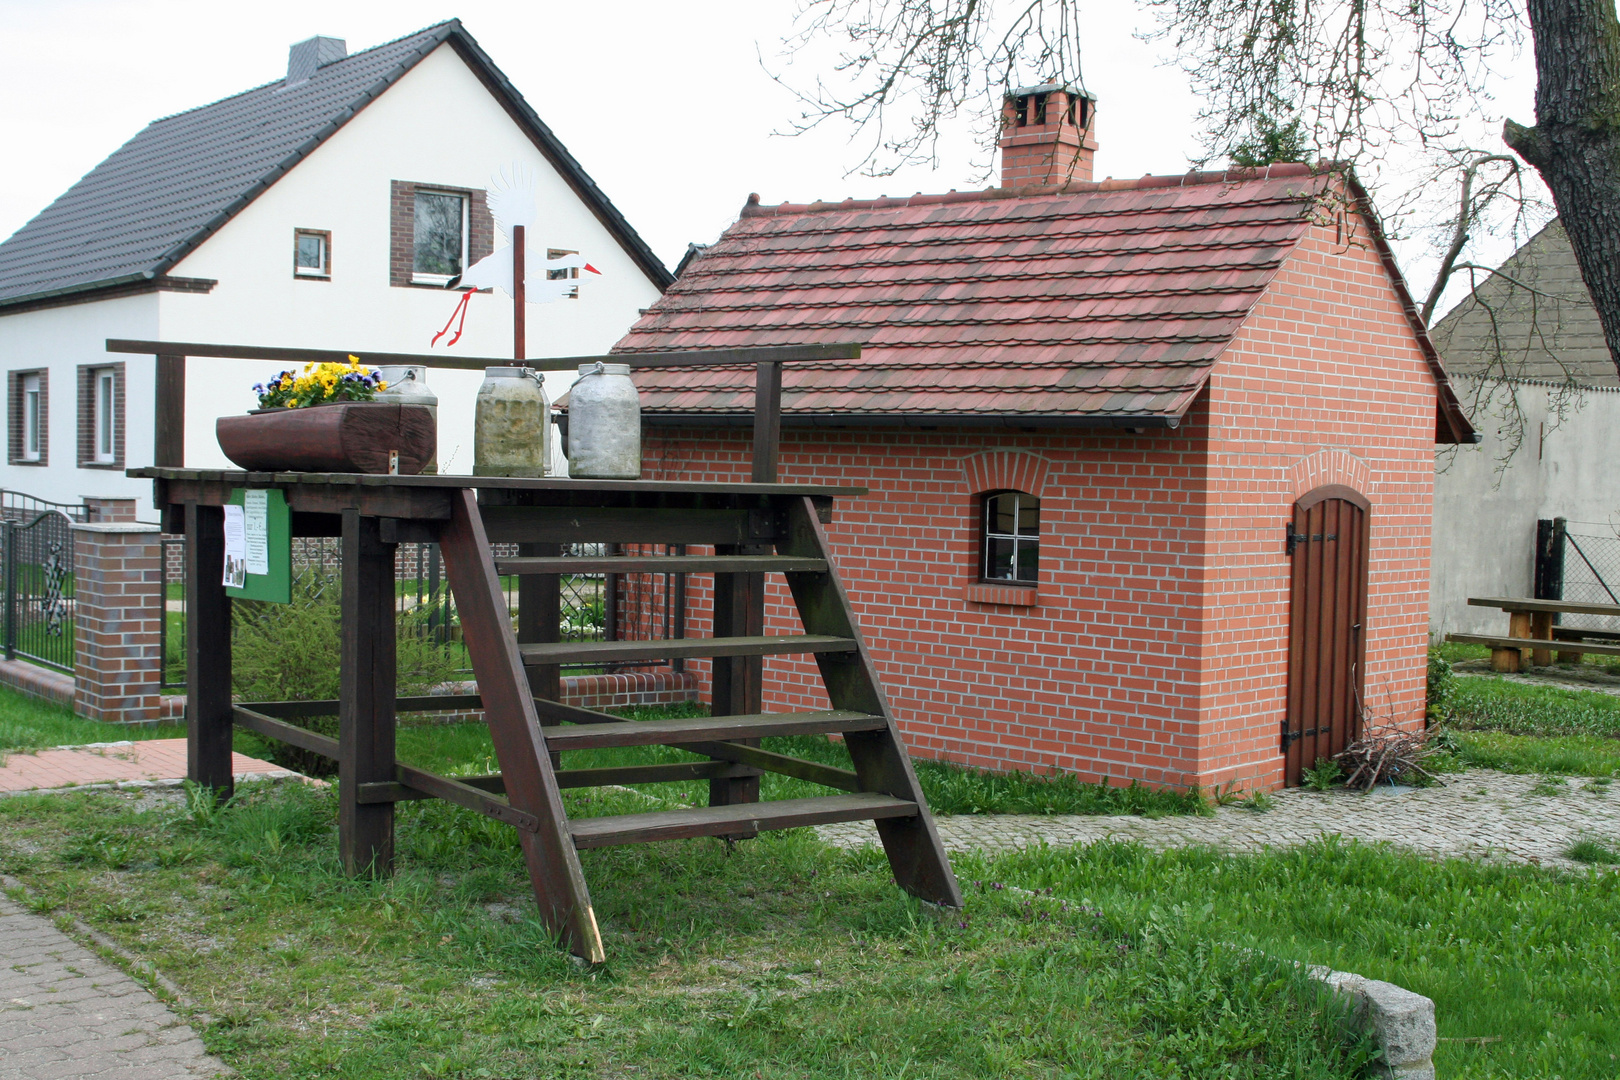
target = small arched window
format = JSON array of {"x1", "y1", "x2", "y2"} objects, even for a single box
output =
[{"x1": 981, "y1": 491, "x2": 1039, "y2": 583}]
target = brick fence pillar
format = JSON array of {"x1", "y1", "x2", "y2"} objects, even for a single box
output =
[
  {"x1": 72, "y1": 520, "x2": 164, "y2": 723},
  {"x1": 82, "y1": 497, "x2": 139, "y2": 523}
]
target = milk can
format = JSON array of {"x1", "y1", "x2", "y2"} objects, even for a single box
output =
[
  {"x1": 474, "y1": 366, "x2": 551, "y2": 477},
  {"x1": 566, "y1": 362, "x2": 641, "y2": 479},
  {"x1": 375, "y1": 365, "x2": 439, "y2": 474}
]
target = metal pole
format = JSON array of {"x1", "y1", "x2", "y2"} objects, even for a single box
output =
[{"x1": 4, "y1": 522, "x2": 14, "y2": 662}]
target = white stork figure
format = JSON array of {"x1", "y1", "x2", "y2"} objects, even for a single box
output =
[{"x1": 431, "y1": 166, "x2": 601, "y2": 348}]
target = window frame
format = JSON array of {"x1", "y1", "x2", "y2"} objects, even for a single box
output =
[
  {"x1": 8, "y1": 369, "x2": 47, "y2": 466},
  {"x1": 410, "y1": 189, "x2": 470, "y2": 286},
  {"x1": 979, "y1": 490, "x2": 1040, "y2": 585},
  {"x1": 77, "y1": 363, "x2": 123, "y2": 470},
  {"x1": 293, "y1": 229, "x2": 331, "y2": 279}
]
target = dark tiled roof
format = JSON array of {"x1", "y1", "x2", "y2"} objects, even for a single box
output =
[
  {"x1": 0, "y1": 20, "x2": 670, "y2": 309},
  {"x1": 1430, "y1": 219, "x2": 1618, "y2": 387},
  {"x1": 614, "y1": 166, "x2": 1329, "y2": 422}
]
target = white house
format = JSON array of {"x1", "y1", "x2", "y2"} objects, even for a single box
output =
[{"x1": 0, "y1": 20, "x2": 670, "y2": 517}]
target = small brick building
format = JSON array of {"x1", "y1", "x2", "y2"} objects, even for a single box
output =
[{"x1": 613, "y1": 87, "x2": 1474, "y2": 791}]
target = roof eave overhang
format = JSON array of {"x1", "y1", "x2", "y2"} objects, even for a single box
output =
[
  {"x1": 633, "y1": 411, "x2": 1186, "y2": 431},
  {"x1": 0, "y1": 273, "x2": 216, "y2": 317}
]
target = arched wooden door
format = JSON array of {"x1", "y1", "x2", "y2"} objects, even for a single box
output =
[{"x1": 1283, "y1": 485, "x2": 1370, "y2": 786}]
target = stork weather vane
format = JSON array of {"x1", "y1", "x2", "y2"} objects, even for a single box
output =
[{"x1": 430, "y1": 166, "x2": 601, "y2": 358}]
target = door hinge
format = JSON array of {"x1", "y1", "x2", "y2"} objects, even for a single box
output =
[{"x1": 1284, "y1": 527, "x2": 1338, "y2": 555}]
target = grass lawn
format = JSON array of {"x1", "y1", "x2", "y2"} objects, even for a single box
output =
[
  {"x1": 0, "y1": 688, "x2": 182, "y2": 754},
  {"x1": 0, "y1": 782, "x2": 1374, "y2": 1080},
  {"x1": 1440, "y1": 670, "x2": 1620, "y2": 777}
]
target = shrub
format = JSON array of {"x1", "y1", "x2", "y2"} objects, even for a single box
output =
[
  {"x1": 1426, "y1": 645, "x2": 1456, "y2": 725},
  {"x1": 232, "y1": 569, "x2": 460, "y2": 775}
]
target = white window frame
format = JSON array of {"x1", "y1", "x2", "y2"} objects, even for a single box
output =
[
  {"x1": 411, "y1": 190, "x2": 469, "y2": 286},
  {"x1": 21, "y1": 373, "x2": 41, "y2": 462},
  {"x1": 93, "y1": 368, "x2": 116, "y2": 464},
  {"x1": 294, "y1": 229, "x2": 329, "y2": 278}
]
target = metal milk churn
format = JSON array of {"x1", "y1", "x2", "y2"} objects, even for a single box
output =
[
  {"x1": 374, "y1": 365, "x2": 440, "y2": 474},
  {"x1": 474, "y1": 366, "x2": 551, "y2": 477},
  {"x1": 566, "y1": 361, "x2": 641, "y2": 479}
]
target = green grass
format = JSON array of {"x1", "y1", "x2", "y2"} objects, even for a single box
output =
[
  {"x1": 0, "y1": 783, "x2": 1371, "y2": 1079},
  {"x1": 1448, "y1": 677, "x2": 1620, "y2": 739},
  {"x1": 992, "y1": 835, "x2": 1620, "y2": 1079},
  {"x1": 1567, "y1": 837, "x2": 1620, "y2": 865},
  {"x1": 0, "y1": 687, "x2": 182, "y2": 752},
  {"x1": 1450, "y1": 731, "x2": 1620, "y2": 777}
]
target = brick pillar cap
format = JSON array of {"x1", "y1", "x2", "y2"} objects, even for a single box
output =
[{"x1": 71, "y1": 522, "x2": 162, "y2": 535}]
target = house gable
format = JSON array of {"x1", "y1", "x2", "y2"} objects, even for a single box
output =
[{"x1": 0, "y1": 20, "x2": 669, "y2": 314}]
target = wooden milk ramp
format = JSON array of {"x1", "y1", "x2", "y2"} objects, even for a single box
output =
[{"x1": 439, "y1": 486, "x2": 960, "y2": 962}]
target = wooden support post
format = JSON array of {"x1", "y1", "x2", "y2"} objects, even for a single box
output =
[
  {"x1": 339, "y1": 510, "x2": 397, "y2": 877},
  {"x1": 1505, "y1": 609, "x2": 1532, "y2": 672},
  {"x1": 154, "y1": 354, "x2": 185, "y2": 468},
  {"x1": 1530, "y1": 611, "x2": 1554, "y2": 667},
  {"x1": 437, "y1": 489, "x2": 604, "y2": 963},
  {"x1": 512, "y1": 223, "x2": 526, "y2": 362},
  {"x1": 185, "y1": 503, "x2": 233, "y2": 798},
  {"x1": 708, "y1": 544, "x2": 763, "y2": 813},
  {"x1": 752, "y1": 361, "x2": 782, "y2": 484},
  {"x1": 516, "y1": 541, "x2": 562, "y2": 770}
]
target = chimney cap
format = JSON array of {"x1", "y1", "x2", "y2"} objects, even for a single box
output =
[
  {"x1": 285, "y1": 35, "x2": 348, "y2": 88},
  {"x1": 1006, "y1": 82, "x2": 1094, "y2": 101}
]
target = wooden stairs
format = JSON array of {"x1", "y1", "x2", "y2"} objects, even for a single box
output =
[{"x1": 432, "y1": 487, "x2": 960, "y2": 962}]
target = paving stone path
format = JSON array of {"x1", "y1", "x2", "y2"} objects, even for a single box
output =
[
  {"x1": 0, "y1": 739, "x2": 292, "y2": 793},
  {"x1": 0, "y1": 891, "x2": 229, "y2": 1078},
  {"x1": 820, "y1": 770, "x2": 1620, "y2": 870}
]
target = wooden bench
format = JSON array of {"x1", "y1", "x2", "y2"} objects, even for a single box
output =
[{"x1": 1450, "y1": 596, "x2": 1620, "y2": 671}]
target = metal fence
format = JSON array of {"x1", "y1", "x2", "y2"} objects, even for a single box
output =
[
  {"x1": 1535, "y1": 517, "x2": 1620, "y2": 634},
  {"x1": 0, "y1": 491, "x2": 87, "y2": 674}
]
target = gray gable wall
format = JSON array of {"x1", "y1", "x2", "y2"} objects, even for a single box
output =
[
  {"x1": 0, "y1": 20, "x2": 669, "y2": 309},
  {"x1": 1430, "y1": 219, "x2": 1619, "y2": 387}
]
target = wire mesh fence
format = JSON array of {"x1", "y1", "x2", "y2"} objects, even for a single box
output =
[{"x1": 1559, "y1": 522, "x2": 1620, "y2": 633}]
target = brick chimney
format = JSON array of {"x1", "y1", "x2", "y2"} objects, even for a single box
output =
[
  {"x1": 999, "y1": 84, "x2": 1097, "y2": 188},
  {"x1": 285, "y1": 35, "x2": 347, "y2": 88}
]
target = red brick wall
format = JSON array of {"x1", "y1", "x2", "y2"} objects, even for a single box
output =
[
  {"x1": 1191, "y1": 220, "x2": 1437, "y2": 789},
  {"x1": 634, "y1": 215, "x2": 1440, "y2": 792}
]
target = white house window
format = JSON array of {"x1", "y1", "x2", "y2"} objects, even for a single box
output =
[
  {"x1": 982, "y1": 491, "x2": 1039, "y2": 583},
  {"x1": 294, "y1": 229, "x2": 330, "y2": 277},
  {"x1": 412, "y1": 191, "x2": 467, "y2": 285},
  {"x1": 547, "y1": 247, "x2": 582, "y2": 298},
  {"x1": 94, "y1": 369, "x2": 116, "y2": 463},
  {"x1": 22, "y1": 374, "x2": 41, "y2": 461}
]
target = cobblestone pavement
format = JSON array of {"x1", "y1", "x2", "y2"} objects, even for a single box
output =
[
  {"x1": 820, "y1": 770, "x2": 1620, "y2": 870},
  {"x1": 0, "y1": 891, "x2": 229, "y2": 1079},
  {"x1": 0, "y1": 739, "x2": 292, "y2": 793}
]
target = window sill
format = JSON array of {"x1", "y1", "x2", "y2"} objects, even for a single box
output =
[
  {"x1": 9, "y1": 459, "x2": 45, "y2": 467},
  {"x1": 294, "y1": 272, "x2": 331, "y2": 281},
  {"x1": 961, "y1": 583, "x2": 1040, "y2": 607},
  {"x1": 411, "y1": 273, "x2": 456, "y2": 287},
  {"x1": 80, "y1": 461, "x2": 123, "y2": 471}
]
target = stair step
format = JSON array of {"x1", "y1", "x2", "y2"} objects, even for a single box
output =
[
  {"x1": 569, "y1": 793, "x2": 918, "y2": 849},
  {"x1": 542, "y1": 709, "x2": 885, "y2": 751},
  {"x1": 496, "y1": 555, "x2": 827, "y2": 576},
  {"x1": 520, "y1": 634, "x2": 857, "y2": 667}
]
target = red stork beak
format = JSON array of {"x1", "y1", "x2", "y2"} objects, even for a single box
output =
[{"x1": 583, "y1": 263, "x2": 602, "y2": 275}]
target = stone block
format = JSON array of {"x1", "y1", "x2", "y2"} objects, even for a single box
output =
[{"x1": 1316, "y1": 968, "x2": 1436, "y2": 1079}]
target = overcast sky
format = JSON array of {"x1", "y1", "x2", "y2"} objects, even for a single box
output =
[{"x1": 0, "y1": 0, "x2": 1542, "y2": 314}]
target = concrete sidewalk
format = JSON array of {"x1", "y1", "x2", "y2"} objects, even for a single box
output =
[{"x1": 0, "y1": 739, "x2": 293, "y2": 793}]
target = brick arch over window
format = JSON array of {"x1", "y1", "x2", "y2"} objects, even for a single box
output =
[
  {"x1": 961, "y1": 451, "x2": 1052, "y2": 498},
  {"x1": 1288, "y1": 450, "x2": 1371, "y2": 502}
]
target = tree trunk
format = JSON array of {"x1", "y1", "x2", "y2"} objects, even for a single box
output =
[{"x1": 1505, "y1": 0, "x2": 1620, "y2": 378}]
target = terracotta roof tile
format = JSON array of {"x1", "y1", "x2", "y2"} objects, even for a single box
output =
[{"x1": 614, "y1": 166, "x2": 1336, "y2": 421}]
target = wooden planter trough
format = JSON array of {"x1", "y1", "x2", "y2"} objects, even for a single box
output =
[{"x1": 216, "y1": 402, "x2": 435, "y2": 474}]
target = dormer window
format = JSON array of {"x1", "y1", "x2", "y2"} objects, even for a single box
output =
[
  {"x1": 412, "y1": 190, "x2": 468, "y2": 285},
  {"x1": 294, "y1": 229, "x2": 330, "y2": 278}
]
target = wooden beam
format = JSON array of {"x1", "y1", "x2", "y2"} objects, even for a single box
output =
[
  {"x1": 154, "y1": 354, "x2": 184, "y2": 467},
  {"x1": 752, "y1": 360, "x2": 783, "y2": 484},
  {"x1": 185, "y1": 503, "x2": 233, "y2": 799},
  {"x1": 569, "y1": 794, "x2": 917, "y2": 849},
  {"x1": 494, "y1": 555, "x2": 827, "y2": 576},
  {"x1": 107, "y1": 338, "x2": 860, "y2": 374},
  {"x1": 338, "y1": 511, "x2": 396, "y2": 877},
  {"x1": 233, "y1": 706, "x2": 340, "y2": 758},
  {"x1": 518, "y1": 634, "x2": 856, "y2": 667}
]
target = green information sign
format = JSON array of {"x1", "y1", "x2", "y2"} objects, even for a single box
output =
[{"x1": 223, "y1": 487, "x2": 291, "y2": 603}]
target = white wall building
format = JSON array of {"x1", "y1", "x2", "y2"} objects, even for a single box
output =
[{"x1": 0, "y1": 21, "x2": 670, "y2": 518}]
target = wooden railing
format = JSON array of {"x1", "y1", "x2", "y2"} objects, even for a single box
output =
[{"x1": 106, "y1": 339, "x2": 862, "y2": 484}]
